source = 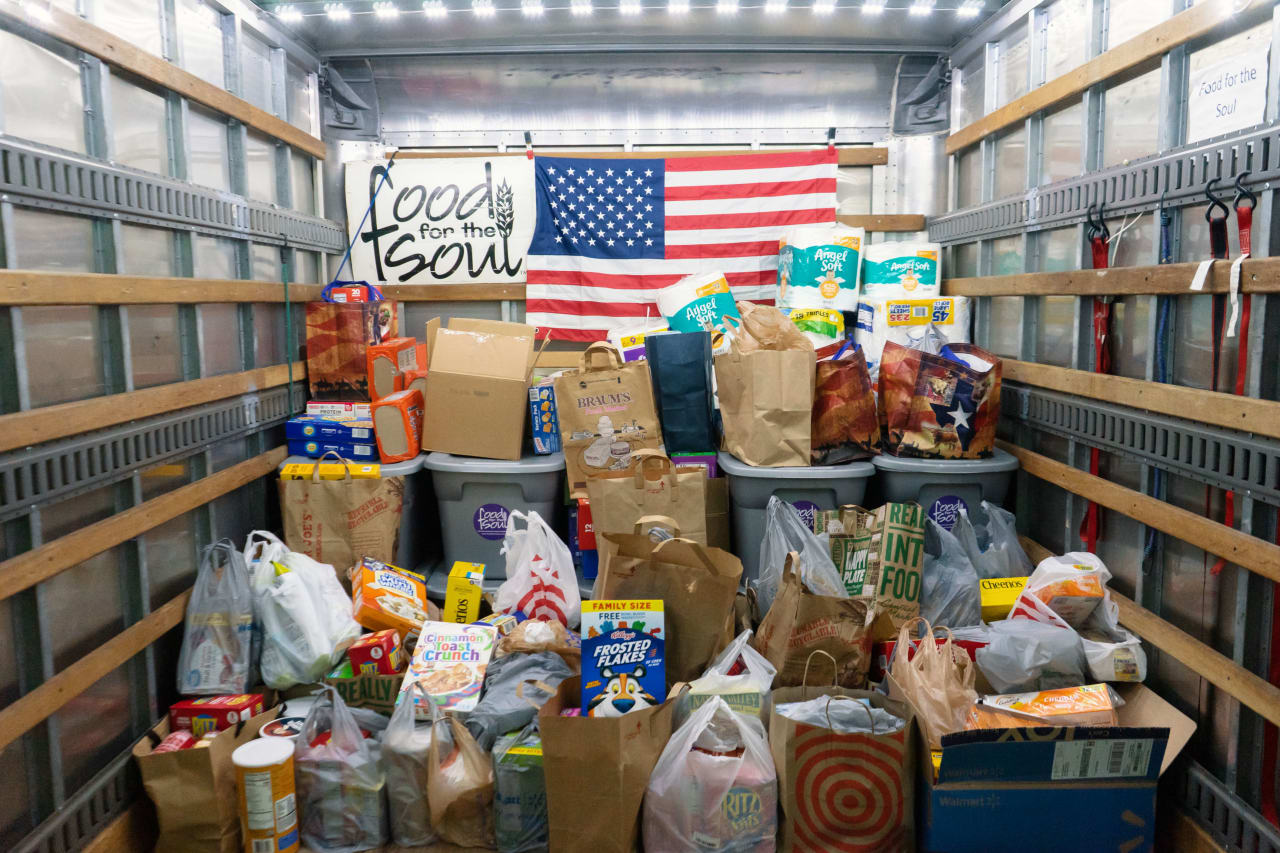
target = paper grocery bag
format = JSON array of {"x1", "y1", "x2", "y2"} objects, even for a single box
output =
[
  {"x1": 879, "y1": 340, "x2": 1001, "y2": 459},
  {"x1": 645, "y1": 330, "x2": 717, "y2": 453},
  {"x1": 586, "y1": 449, "x2": 708, "y2": 545},
  {"x1": 279, "y1": 454, "x2": 404, "y2": 577},
  {"x1": 554, "y1": 343, "x2": 665, "y2": 499},
  {"x1": 754, "y1": 554, "x2": 873, "y2": 688},
  {"x1": 770, "y1": 685, "x2": 917, "y2": 853},
  {"x1": 594, "y1": 520, "x2": 742, "y2": 684},
  {"x1": 706, "y1": 476, "x2": 731, "y2": 551},
  {"x1": 540, "y1": 677, "x2": 683, "y2": 853},
  {"x1": 133, "y1": 708, "x2": 277, "y2": 853}
]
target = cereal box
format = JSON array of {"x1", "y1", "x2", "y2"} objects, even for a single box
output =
[
  {"x1": 351, "y1": 557, "x2": 432, "y2": 639},
  {"x1": 444, "y1": 561, "x2": 485, "y2": 624},
  {"x1": 528, "y1": 378, "x2": 561, "y2": 455},
  {"x1": 168, "y1": 694, "x2": 265, "y2": 736},
  {"x1": 398, "y1": 622, "x2": 497, "y2": 717},
  {"x1": 346, "y1": 629, "x2": 403, "y2": 675},
  {"x1": 473, "y1": 612, "x2": 518, "y2": 637},
  {"x1": 980, "y1": 576, "x2": 1028, "y2": 622},
  {"x1": 581, "y1": 600, "x2": 666, "y2": 717}
]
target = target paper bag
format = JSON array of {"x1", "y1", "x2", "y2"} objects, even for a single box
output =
[
  {"x1": 879, "y1": 341, "x2": 1000, "y2": 459},
  {"x1": 770, "y1": 687, "x2": 917, "y2": 853}
]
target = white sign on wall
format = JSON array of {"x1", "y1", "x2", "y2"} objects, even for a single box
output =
[
  {"x1": 1186, "y1": 46, "x2": 1271, "y2": 144},
  {"x1": 343, "y1": 156, "x2": 535, "y2": 284}
]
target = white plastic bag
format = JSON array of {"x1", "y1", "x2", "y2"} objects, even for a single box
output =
[
  {"x1": 496, "y1": 510, "x2": 581, "y2": 628},
  {"x1": 281, "y1": 550, "x2": 362, "y2": 653},
  {"x1": 1079, "y1": 589, "x2": 1148, "y2": 682},
  {"x1": 775, "y1": 695, "x2": 906, "y2": 734},
  {"x1": 258, "y1": 561, "x2": 334, "y2": 688},
  {"x1": 1013, "y1": 551, "x2": 1111, "y2": 628},
  {"x1": 244, "y1": 529, "x2": 289, "y2": 590},
  {"x1": 295, "y1": 686, "x2": 388, "y2": 853},
  {"x1": 920, "y1": 518, "x2": 982, "y2": 629},
  {"x1": 976, "y1": 618, "x2": 1087, "y2": 693},
  {"x1": 176, "y1": 540, "x2": 253, "y2": 694},
  {"x1": 643, "y1": 696, "x2": 778, "y2": 852},
  {"x1": 756, "y1": 496, "x2": 846, "y2": 613},
  {"x1": 384, "y1": 684, "x2": 437, "y2": 847},
  {"x1": 682, "y1": 629, "x2": 777, "y2": 725}
]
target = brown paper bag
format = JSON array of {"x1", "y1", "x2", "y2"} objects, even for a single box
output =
[
  {"x1": 594, "y1": 517, "x2": 742, "y2": 684},
  {"x1": 770, "y1": 680, "x2": 917, "y2": 853},
  {"x1": 132, "y1": 708, "x2": 277, "y2": 853},
  {"x1": 705, "y1": 476, "x2": 731, "y2": 551},
  {"x1": 554, "y1": 342, "x2": 665, "y2": 499},
  {"x1": 279, "y1": 454, "x2": 404, "y2": 577},
  {"x1": 886, "y1": 617, "x2": 978, "y2": 750},
  {"x1": 754, "y1": 553, "x2": 872, "y2": 688},
  {"x1": 714, "y1": 306, "x2": 815, "y2": 467},
  {"x1": 427, "y1": 713, "x2": 495, "y2": 848},
  {"x1": 541, "y1": 677, "x2": 683, "y2": 853},
  {"x1": 586, "y1": 449, "x2": 708, "y2": 545}
]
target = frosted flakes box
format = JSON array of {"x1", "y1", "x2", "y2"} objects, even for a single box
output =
[
  {"x1": 398, "y1": 622, "x2": 497, "y2": 717},
  {"x1": 581, "y1": 600, "x2": 666, "y2": 717}
]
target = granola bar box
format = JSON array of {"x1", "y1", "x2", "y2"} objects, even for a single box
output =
[{"x1": 397, "y1": 621, "x2": 497, "y2": 718}]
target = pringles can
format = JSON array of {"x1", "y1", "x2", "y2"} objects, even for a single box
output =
[{"x1": 232, "y1": 737, "x2": 299, "y2": 853}]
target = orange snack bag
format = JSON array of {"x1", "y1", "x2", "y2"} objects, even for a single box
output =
[
  {"x1": 366, "y1": 337, "x2": 420, "y2": 401},
  {"x1": 372, "y1": 388, "x2": 423, "y2": 463},
  {"x1": 966, "y1": 683, "x2": 1120, "y2": 729}
]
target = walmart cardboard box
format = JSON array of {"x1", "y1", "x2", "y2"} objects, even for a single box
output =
[{"x1": 919, "y1": 684, "x2": 1195, "y2": 853}]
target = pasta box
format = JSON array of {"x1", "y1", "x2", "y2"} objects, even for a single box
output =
[
  {"x1": 286, "y1": 438, "x2": 378, "y2": 460},
  {"x1": 529, "y1": 377, "x2": 561, "y2": 455},
  {"x1": 285, "y1": 415, "x2": 376, "y2": 443}
]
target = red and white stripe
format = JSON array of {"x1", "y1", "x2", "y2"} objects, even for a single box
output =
[{"x1": 526, "y1": 149, "x2": 837, "y2": 341}]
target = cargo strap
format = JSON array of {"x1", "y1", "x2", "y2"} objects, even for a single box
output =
[{"x1": 1080, "y1": 203, "x2": 1112, "y2": 553}]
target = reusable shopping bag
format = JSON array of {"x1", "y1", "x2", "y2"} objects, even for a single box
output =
[
  {"x1": 642, "y1": 696, "x2": 778, "y2": 852},
  {"x1": 305, "y1": 281, "x2": 399, "y2": 400},
  {"x1": 812, "y1": 344, "x2": 880, "y2": 465},
  {"x1": 495, "y1": 510, "x2": 581, "y2": 629},
  {"x1": 553, "y1": 342, "x2": 664, "y2": 499},
  {"x1": 278, "y1": 450, "x2": 404, "y2": 574},
  {"x1": 879, "y1": 340, "x2": 1001, "y2": 459},
  {"x1": 383, "y1": 683, "x2": 437, "y2": 847},
  {"x1": 885, "y1": 617, "x2": 978, "y2": 750},
  {"x1": 645, "y1": 330, "x2": 717, "y2": 453},
  {"x1": 427, "y1": 695, "x2": 496, "y2": 848},
  {"x1": 594, "y1": 516, "x2": 743, "y2": 684},
  {"x1": 586, "y1": 449, "x2": 709, "y2": 545},
  {"x1": 714, "y1": 302, "x2": 816, "y2": 467},
  {"x1": 493, "y1": 723, "x2": 550, "y2": 853},
  {"x1": 294, "y1": 686, "x2": 388, "y2": 853},
  {"x1": 177, "y1": 540, "x2": 254, "y2": 695}
]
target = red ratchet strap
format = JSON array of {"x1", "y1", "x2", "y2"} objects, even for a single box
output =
[{"x1": 1080, "y1": 203, "x2": 1111, "y2": 553}]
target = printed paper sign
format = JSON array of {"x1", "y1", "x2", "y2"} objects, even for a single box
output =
[
  {"x1": 344, "y1": 156, "x2": 535, "y2": 284},
  {"x1": 1187, "y1": 46, "x2": 1271, "y2": 143}
]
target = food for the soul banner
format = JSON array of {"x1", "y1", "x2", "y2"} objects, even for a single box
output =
[{"x1": 344, "y1": 156, "x2": 536, "y2": 284}]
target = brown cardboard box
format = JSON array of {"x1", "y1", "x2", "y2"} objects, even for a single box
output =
[{"x1": 421, "y1": 318, "x2": 538, "y2": 460}]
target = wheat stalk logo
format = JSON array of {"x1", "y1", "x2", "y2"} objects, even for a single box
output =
[{"x1": 495, "y1": 178, "x2": 522, "y2": 275}]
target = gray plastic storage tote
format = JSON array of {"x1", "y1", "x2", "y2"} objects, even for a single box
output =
[{"x1": 872, "y1": 447, "x2": 1019, "y2": 531}]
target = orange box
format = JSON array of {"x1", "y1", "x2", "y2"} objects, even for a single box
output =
[
  {"x1": 372, "y1": 388, "x2": 423, "y2": 463},
  {"x1": 966, "y1": 683, "x2": 1120, "y2": 730},
  {"x1": 346, "y1": 629, "x2": 403, "y2": 675},
  {"x1": 366, "y1": 337, "x2": 420, "y2": 401},
  {"x1": 402, "y1": 366, "x2": 428, "y2": 400},
  {"x1": 1031, "y1": 573, "x2": 1104, "y2": 627},
  {"x1": 168, "y1": 694, "x2": 265, "y2": 736},
  {"x1": 351, "y1": 557, "x2": 432, "y2": 638}
]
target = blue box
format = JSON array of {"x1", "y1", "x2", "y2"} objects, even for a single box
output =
[
  {"x1": 287, "y1": 438, "x2": 378, "y2": 460},
  {"x1": 528, "y1": 379, "x2": 561, "y2": 455},
  {"x1": 286, "y1": 415, "x2": 376, "y2": 443},
  {"x1": 581, "y1": 600, "x2": 665, "y2": 717}
]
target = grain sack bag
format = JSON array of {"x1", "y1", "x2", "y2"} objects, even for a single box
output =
[
  {"x1": 812, "y1": 345, "x2": 880, "y2": 465},
  {"x1": 771, "y1": 684, "x2": 916, "y2": 853},
  {"x1": 853, "y1": 295, "x2": 972, "y2": 385},
  {"x1": 879, "y1": 341, "x2": 1001, "y2": 459},
  {"x1": 715, "y1": 302, "x2": 816, "y2": 467},
  {"x1": 656, "y1": 271, "x2": 742, "y2": 355},
  {"x1": 177, "y1": 540, "x2": 254, "y2": 695},
  {"x1": 554, "y1": 343, "x2": 664, "y2": 499},
  {"x1": 586, "y1": 450, "x2": 709, "y2": 546},
  {"x1": 644, "y1": 330, "x2": 717, "y2": 453},
  {"x1": 305, "y1": 282, "x2": 399, "y2": 400},
  {"x1": 778, "y1": 223, "x2": 865, "y2": 312},
  {"x1": 861, "y1": 241, "x2": 942, "y2": 298}
]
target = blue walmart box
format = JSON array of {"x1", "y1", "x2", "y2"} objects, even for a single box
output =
[
  {"x1": 286, "y1": 438, "x2": 377, "y2": 460},
  {"x1": 286, "y1": 415, "x2": 376, "y2": 443}
]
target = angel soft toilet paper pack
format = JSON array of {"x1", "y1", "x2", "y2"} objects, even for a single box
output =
[
  {"x1": 862, "y1": 241, "x2": 942, "y2": 298},
  {"x1": 777, "y1": 223, "x2": 865, "y2": 312}
]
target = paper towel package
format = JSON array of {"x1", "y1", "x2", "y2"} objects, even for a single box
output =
[
  {"x1": 854, "y1": 295, "x2": 972, "y2": 383},
  {"x1": 656, "y1": 271, "x2": 741, "y2": 354},
  {"x1": 778, "y1": 223, "x2": 865, "y2": 311},
  {"x1": 862, "y1": 241, "x2": 943, "y2": 298}
]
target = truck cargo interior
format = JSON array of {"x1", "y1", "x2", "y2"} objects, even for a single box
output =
[{"x1": 0, "y1": 0, "x2": 1277, "y2": 851}]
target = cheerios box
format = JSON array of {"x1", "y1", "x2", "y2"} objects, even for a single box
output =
[
  {"x1": 398, "y1": 621, "x2": 497, "y2": 718},
  {"x1": 581, "y1": 600, "x2": 665, "y2": 717}
]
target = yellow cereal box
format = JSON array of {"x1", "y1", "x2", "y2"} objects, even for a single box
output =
[
  {"x1": 443, "y1": 561, "x2": 485, "y2": 624},
  {"x1": 979, "y1": 576, "x2": 1028, "y2": 622}
]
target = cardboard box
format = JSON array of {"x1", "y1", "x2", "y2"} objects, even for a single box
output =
[
  {"x1": 306, "y1": 401, "x2": 372, "y2": 419},
  {"x1": 367, "y1": 336, "x2": 420, "y2": 401},
  {"x1": 371, "y1": 388, "x2": 423, "y2": 463},
  {"x1": 346, "y1": 629, "x2": 403, "y2": 675},
  {"x1": 980, "y1": 576, "x2": 1028, "y2": 622},
  {"x1": 286, "y1": 438, "x2": 378, "y2": 460},
  {"x1": 581, "y1": 600, "x2": 666, "y2": 717},
  {"x1": 168, "y1": 694, "x2": 265, "y2": 736},
  {"x1": 919, "y1": 684, "x2": 1195, "y2": 853},
  {"x1": 398, "y1": 622, "x2": 497, "y2": 717},
  {"x1": 325, "y1": 661, "x2": 403, "y2": 716},
  {"x1": 529, "y1": 377, "x2": 561, "y2": 455},
  {"x1": 422, "y1": 318, "x2": 539, "y2": 460},
  {"x1": 279, "y1": 460, "x2": 380, "y2": 480},
  {"x1": 286, "y1": 415, "x2": 376, "y2": 443},
  {"x1": 443, "y1": 561, "x2": 485, "y2": 623}
]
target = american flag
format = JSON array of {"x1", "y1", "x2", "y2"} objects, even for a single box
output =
[{"x1": 524, "y1": 149, "x2": 839, "y2": 341}]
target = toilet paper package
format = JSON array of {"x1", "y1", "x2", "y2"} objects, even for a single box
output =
[
  {"x1": 778, "y1": 223, "x2": 865, "y2": 311},
  {"x1": 862, "y1": 242, "x2": 943, "y2": 298},
  {"x1": 854, "y1": 296, "x2": 972, "y2": 384},
  {"x1": 656, "y1": 272, "x2": 741, "y2": 355}
]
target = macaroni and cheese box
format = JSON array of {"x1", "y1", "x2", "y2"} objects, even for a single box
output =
[
  {"x1": 444, "y1": 561, "x2": 485, "y2": 624},
  {"x1": 346, "y1": 629, "x2": 403, "y2": 675},
  {"x1": 980, "y1": 576, "x2": 1029, "y2": 622},
  {"x1": 279, "y1": 460, "x2": 380, "y2": 480},
  {"x1": 286, "y1": 438, "x2": 378, "y2": 460},
  {"x1": 351, "y1": 557, "x2": 433, "y2": 638},
  {"x1": 285, "y1": 415, "x2": 375, "y2": 442},
  {"x1": 306, "y1": 401, "x2": 372, "y2": 419},
  {"x1": 529, "y1": 378, "x2": 561, "y2": 455},
  {"x1": 168, "y1": 694, "x2": 265, "y2": 736},
  {"x1": 398, "y1": 622, "x2": 497, "y2": 717},
  {"x1": 581, "y1": 600, "x2": 666, "y2": 717}
]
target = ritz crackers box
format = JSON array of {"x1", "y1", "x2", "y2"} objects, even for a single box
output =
[
  {"x1": 168, "y1": 694, "x2": 265, "y2": 736},
  {"x1": 581, "y1": 600, "x2": 666, "y2": 718}
]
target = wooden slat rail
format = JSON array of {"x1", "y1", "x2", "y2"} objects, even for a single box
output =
[
  {"x1": 941, "y1": 256, "x2": 1280, "y2": 297},
  {"x1": 1003, "y1": 360, "x2": 1280, "y2": 441},
  {"x1": 0, "y1": 0, "x2": 327, "y2": 159},
  {"x1": 999, "y1": 440, "x2": 1280, "y2": 584},
  {"x1": 0, "y1": 271, "x2": 324, "y2": 305},
  {"x1": 0, "y1": 590, "x2": 190, "y2": 753},
  {"x1": 946, "y1": 0, "x2": 1254, "y2": 153},
  {"x1": 0, "y1": 362, "x2": 305, "y2": 453},
  {"x1": 0, "y1": 447, "x2": 286, "y2": 598},
  {"x1": 391, "y1": 146, "x2": 890, "y2": 166}
]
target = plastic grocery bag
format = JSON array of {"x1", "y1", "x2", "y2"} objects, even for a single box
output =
[
  {"x1": 497, "y1": 510, "x2": 581, "y2": 629},
  {"x1": 642, "y1": 696, "x2": 777, "y2": 853},
  {"x1": 920, "y1": 518, "x2": 982, "y2": 630},
  {"x1": 1012, "y1": 551, "x2": 1110, "y2": 628},
  {"x1": 1078, "y1": 583, "x2": 1148, "y2": 682},
  {"x1": 756, "y1": 496, "x2": 845, "y2": 613},
  {"x1": 775, "y1": 694, "x2": 906, "y2": 734},
  {"x1": 295, "y1": 686, "x2": 388, "y2": 853},
  {"x1": 885, "y1": 618, "x2": 977, "y2": 750},
  {"x1": 493, "y1": 724, "x2": 549, "y2": 853},
  {"x1": 681, "y1": 629, "x2": 777, "y2": 725},
  {"x1": 976, "y1": 618, "x2": 1088, "y2": 693},
  {"x1": 258, "y1": 561, "x2": 333, "y2": 688},
  {"x1": 951, "y1": 505, "x2": 1033, "y2": 579},
  {"x1": 384, "y1": 683, "x2": 437, "y2": 847},
  {"x1": 427, "y1": 697, "x2": 496, "y2": 848},
  {"x1": 177, "y1": 540, "x2": 253, "y2": 695},
  {"x1": 464, "y1": 651, "x2": 574, "y2": 750}
]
